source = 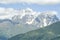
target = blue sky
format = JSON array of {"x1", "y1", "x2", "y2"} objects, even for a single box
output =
[
  {"x1": 0, "y1": 3, "x2": 60, "y2": 18},
  {"x1": 0, "y1": 0, "x2": 60, "y2": 19}
]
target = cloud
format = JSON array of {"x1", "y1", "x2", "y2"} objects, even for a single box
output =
[
  {"x1": 0, "y1": 0, "x2": 60, "y2": 4},
  {"x1": 0, "y1": 7, "x2": 19, "y2": 19},
  {"x1": 0, "y1": 7, "x2": 58, "y2": 19},
  {"x1": 0, "y1": 7, "x2": 36, "y2": 19}
]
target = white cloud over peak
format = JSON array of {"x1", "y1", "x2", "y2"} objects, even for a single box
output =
[
  {"x1": 0, "y1": 7, "x2": 35, "y2": 19},
  {"x1": 0, "y1": 7, "x2": 19, "y2": 19},
  {"x1": 0, "y1": 7, "x2": 58, "y2": 19},
  {"x1": 0, "y1": 0, "x2": 60, "y2": 4}
]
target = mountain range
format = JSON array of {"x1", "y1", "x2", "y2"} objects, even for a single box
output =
[
  {"x1": 0, "y1": 8, "x2": 59, "y2": 38},
  {"x1": 0, "y1": 8, "x2": 59, "y2": 26}
]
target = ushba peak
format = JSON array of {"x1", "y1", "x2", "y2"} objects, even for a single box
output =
[{"x1": 0, "y1": 8, "x2": 59, "y2": 28}]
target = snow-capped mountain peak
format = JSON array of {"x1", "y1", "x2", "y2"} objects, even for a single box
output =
[
  {"x1": 19, "y1": 8, "x2": 36, "y2": 19},
  {"x1": 0, "y1": 8, "x2": 59, "y2": 28},
  {"x1": 11, "y1": 8, "x2": 59, "y2": 28}
]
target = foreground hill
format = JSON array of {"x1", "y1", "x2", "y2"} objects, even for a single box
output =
[{"x1": 9, "y1": 21, "x2": 60, "y2": 40}]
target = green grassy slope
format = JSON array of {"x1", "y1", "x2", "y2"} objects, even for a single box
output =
[{"x1": 8, "y1": 21, "x2": 60, "y2": 40}]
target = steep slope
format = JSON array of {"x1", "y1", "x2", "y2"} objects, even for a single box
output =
[{"x1": 9, "y1": 21, "x2": 60, "y2": 40}]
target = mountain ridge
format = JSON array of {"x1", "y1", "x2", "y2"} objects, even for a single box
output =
[
  {"x1": 8, "y1": 21, "x2": 60, "y2": 40},
  {"x1": 0, "y1": 8, "x2": 59, "y2": 27}
]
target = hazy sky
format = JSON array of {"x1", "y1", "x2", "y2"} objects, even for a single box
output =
[{"x1": 0, "y1": 0, "x2": 60, "y2": 19}]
